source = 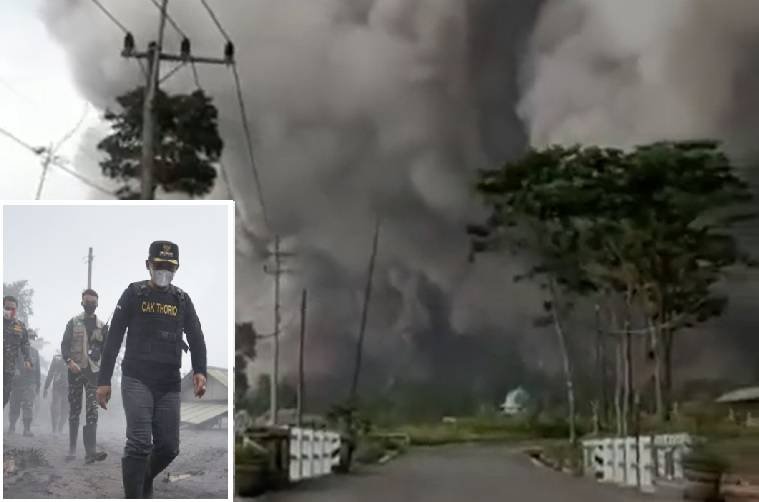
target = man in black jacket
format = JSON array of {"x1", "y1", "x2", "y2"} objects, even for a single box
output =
[{"x1": 96, "y1": 240, "x2": 208, "y2": 499}]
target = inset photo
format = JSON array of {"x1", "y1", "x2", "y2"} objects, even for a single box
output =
[{"x1": 2, "y1": 201, "x2": 233, "y2": 499}]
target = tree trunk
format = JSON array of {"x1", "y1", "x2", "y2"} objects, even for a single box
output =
[
  {"x1": 662, "y1": 320, "x2": 674, "y2": 422},
  {"x1": 549, "y1": 278, "x2": 576, "y2": 445},
  {"x1": 615, "y1": 337, "x2": 623, "y2": 436},
  {"x1": 622, "y1": 322, "x2": 630, "y2": 437},
  {"x1": 648, "y1": 317, "x2": 665, "y2": 423}
]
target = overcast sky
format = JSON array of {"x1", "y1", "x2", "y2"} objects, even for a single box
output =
[
  {"x1": 2, "y1": 203, "x2": 231, "y2": 375},
  {"x1": 0, "y1": 0, "x2": 99, "y2": 200}
]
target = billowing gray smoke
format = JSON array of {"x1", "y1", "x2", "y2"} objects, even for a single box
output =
[
  {"x1": 39, "y1": 0, "x2": 759, "y2": 410},
  {"x1": 40, "y1": 0, "x2": 548, "y2": 411}
]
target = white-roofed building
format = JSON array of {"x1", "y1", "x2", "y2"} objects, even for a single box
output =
[{"x1": 180, "y1": 366, "x2": 228, "y2": 429}]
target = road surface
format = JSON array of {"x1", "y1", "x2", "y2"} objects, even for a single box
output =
[
  {"x1": 3, "y1": 406, "x2": 227, "y2": 499},
  {"x1": 244, "y1": 444, "x2": 679, "y2": 502}
]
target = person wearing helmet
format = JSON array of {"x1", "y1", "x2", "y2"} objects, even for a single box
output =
[
  {"x1": 8, "y1": 328, "x2": 40, "y2": 436},
  {"x1": 61, "y1": 289, "x2": 108, "y2": 464},
  {"x1": 44, "y1": 350, "x2": 69, "y2": 434},
  {"x1": 3, "y1": 295, "x2": 32, "y2": 407},
  {"x1": 96, "y1": 240, "x2": 208, "y2": 499}
]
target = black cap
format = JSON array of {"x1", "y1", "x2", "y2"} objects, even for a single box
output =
[{"x1": 148, "y1": 240, "x2": 179, "y2": 265}]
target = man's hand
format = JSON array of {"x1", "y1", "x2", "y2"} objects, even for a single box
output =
[
  {"x1": 68, "y1": 360, "x2": 81, "y2": 374},
  {"x1": 96, "y1": 385, "x2": 111, "y2": 410},
  {"x1": 193, "y1": 373, "x2": 207, "y2": 398},
  {"x1": 24, "y1": 361, "x2": 32, "y2": 370}
]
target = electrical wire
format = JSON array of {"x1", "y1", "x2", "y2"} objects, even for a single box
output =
[
  {"x1": 149, "y1": 0, "x2": 187, "y2": 38},
  {"x1": 89, "y1": 0, "x2": 130, "y2": 33},
  {"x1": 89, "y1": 0, "x2": 146, "y2": 77},
  {"x1": 197, "y1": 0, "x2": 271, "y2": 231},
  {"x1": 199, "y1": 0, "x2": 232, "y2": 42},
  {"x1": 231, "y1": 62, "x2": 271, "y2": 232},
  {"x1": 1, "y1": 124, "x2": 115, "y2": 198}
]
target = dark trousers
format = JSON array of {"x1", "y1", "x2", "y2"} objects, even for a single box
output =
[
  {"x1": 3, "y1": 372, "x2": 12, "y2": 407},
  {"x1": 68, "y1": 368, "x2": 98, "y2": 427},
  {"x1": 121, "y1": 375, "x2": 180, "y2": 460}
]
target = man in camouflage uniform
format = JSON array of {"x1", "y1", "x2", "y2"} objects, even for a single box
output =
[
  {"x1": 61, "y1": 289, "x2": 108, "y2": 464},
  {"x1": 8, "y1": 330, "x2": 41, "y2": 436},
  {"x1": 3, "y1": 295, "x2": 32, "y2": 407},
  {"x1": 44, "y1": 351, "x2": 69, "y2": 434}
]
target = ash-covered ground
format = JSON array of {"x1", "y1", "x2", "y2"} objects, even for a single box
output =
[{"x1": 3, "y1": 392, "x2": 228, "y2": 499}]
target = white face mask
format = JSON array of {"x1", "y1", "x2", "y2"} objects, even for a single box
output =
[
  {"x1": 151, "y1": 269, "x2": 174, "y2": 288},
  {"x1": 3, "y1": 309, "x2": 13, "y2": 320}
]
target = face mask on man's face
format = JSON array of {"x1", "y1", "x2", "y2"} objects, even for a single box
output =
[
  {"x1": 3, "y1": 308, "x2": 14, "y2": 320},
  {"x1": 150, "y1": 268, "x2": 174, "y2": 288},
  {"x1": 83, "y1": 303, "x2": 97, "y2": 315}
]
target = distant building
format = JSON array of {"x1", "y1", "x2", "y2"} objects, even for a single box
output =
[
  {"x1": 716, "y1": 386, "x2": 759, "y2": 427},
  {"x1": 254, "y1": 408, "x2": 327, "y2": 428},
  {"x1": 180, "y1": 366, "x2": 227, "y2": 429},
  {"x1": 500, "y1": 386, "x2": 531, "y2": 416}
]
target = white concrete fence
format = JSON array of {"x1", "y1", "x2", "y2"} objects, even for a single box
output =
[
  {"x1": 581, "y1": 433, "x2": 692, "y2": 492},
  {"x1": 288, "y1": 427, "x2": 342, "y2": 482}
]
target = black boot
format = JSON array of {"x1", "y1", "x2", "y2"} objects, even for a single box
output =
[
  {"x1": 144, "y1": 453, "x2": 175, "y2": 498},
  {"x1": 22, "y1": 419, "x2": 33, "y2": 437},
  {"x1": 122, "y1": 456, "x2": 148, "y2": 498},
  {"x1": 83, "y1": 423, "x2": 108, "y2": 464},
  {"x1": 8, "y1": 417, "x2": 17, "y2": 434},
  {"x1": 66, "y1": 422, "x2": 78, "y2": 461}
]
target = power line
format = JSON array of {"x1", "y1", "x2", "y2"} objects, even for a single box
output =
[
  {"x1": 199, "y1": 0, "x2": 232, "y2": 42},
  {"x1": 196, "y1": 0, "x2": 270, "y2": 229},
  {"x1": 89, "y1": 0, "x2": 146, "y2": 77},
  {"x1": 149, "y1": 0, "x2": 186, "y2": 38},
  {"x1": 232, "y1": 62, "x2": 271, "y2": 232},
  {"x1": 89, "y1": 0, "x2": 130, "y2": 34},
  {"x1": 0, "y1": 124, "x2": 115, "y2": 198}
]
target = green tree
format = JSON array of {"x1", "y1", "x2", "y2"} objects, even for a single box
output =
[
  {"x1": 470, "y1": 140, "x2": 754, "y2": 433},
  {"x1": 97, "y1": 86, "x2": 223, "y2": 199},
  {"x1": 3, "y1": 280, "x2": 34, "y2": 325}
]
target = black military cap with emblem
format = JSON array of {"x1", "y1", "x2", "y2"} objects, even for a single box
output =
[{"x1": 148, "y1": 240, "x2": 179, "y2": 265}]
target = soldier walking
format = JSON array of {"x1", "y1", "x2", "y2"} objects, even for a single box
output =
[
  {"x1": 61, "y1": 289, "x2": 108, "y2": 464},
  {"x1": 97, "y1": 241, "x2": 208, "y2": 498},
  {"x1": 8, "y1": 330, "x2": 40, "y2": 436},
  {"x1": 4, "y1": 295, "x2": 32, "y2": 407},
  {"x1": 44, "y1": 351, "x2": 70, "y2": 434}
]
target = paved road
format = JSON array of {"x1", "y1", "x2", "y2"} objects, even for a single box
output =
[{"x1": 245, "y1": 444, "x2": 679, "y2": 502}]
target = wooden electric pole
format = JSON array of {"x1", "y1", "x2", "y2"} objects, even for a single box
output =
[
  {"x1": 121, "y1": 0, "x2": 233, "y2": 199},
  {"x1": 296, "y1": 289, "x2": 307, "y2": 428},
  {"x1": 263, "y1": 235, "x2": 297, "y2": 425},
  {"x1": 349, "y1": 217, "x2": 381, "y2": 403},
  {"x1": 87, "y1": 247, "x2": 94, "y2": 289}
]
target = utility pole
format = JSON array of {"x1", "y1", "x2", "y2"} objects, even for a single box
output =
[
  {"x1": 35, "y1": 144, "x2": 54, "y2": 200},
  {"x1": 296, "y1": 289, "x2": 307, "y2": 429},
  {"x1": 87, "y1": 247, "x2": 94, "y2": 289},
  {"x1": 263, "y1": 235, "x2": 297, "y2": 425},
  {"x1": 349, "y1": 217, "x2": 381, "y2": 403},
  {"x1": 121, "y1": 0, "x2": 234, "y2": 199}
]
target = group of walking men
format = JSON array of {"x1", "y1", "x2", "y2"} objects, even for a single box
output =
[{"x1": 3, "y1": 240, "x2": 209, "y2": 498}]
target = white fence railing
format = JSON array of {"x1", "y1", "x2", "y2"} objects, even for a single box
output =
[
  {"x1": 288, "y1": 427, "x2": 342, "y2": 482},
  {"x1": 581, "y1": 433, "x2": 692, "y2": 492}
]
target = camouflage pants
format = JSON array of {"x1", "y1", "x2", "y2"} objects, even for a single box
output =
[
  {"x1": 3, "y1": 371, "x2": 12, "y2": 407},
  {"x1": 68, "y1": 369, "x2": 98, "y2": 427},
  {"x1": 9, "y1": 385, "x2": 35, "y2": 424}
]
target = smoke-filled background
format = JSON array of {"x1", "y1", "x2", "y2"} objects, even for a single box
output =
[{"x1": 36, "y1": 0, "x2": 759, "y2": 416}]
